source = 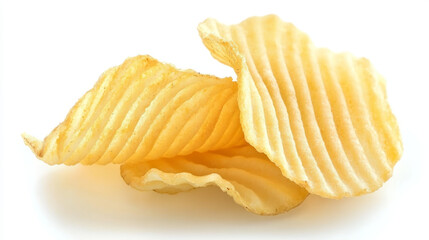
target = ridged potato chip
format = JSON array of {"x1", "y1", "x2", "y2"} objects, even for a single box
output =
[
  {"x1": 121, "y1": 145, "x2": 308, "y2": 215},
  {"x1": 22, "y1": 55, "x2": 246, "y2": 165},
  {"x1": 198, "y1": 15, "x2": 403, "y2": 198}
]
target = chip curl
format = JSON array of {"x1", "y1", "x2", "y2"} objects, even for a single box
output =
[
  {"x1": 198, "y1": 15, "x2": 403, "y2": 198},
  {"x1": 22, "y1": 55, "x2": 246, "y2": 165},
  {"x1": 121, "y1": 145, "x2": 308, "y2": 215}
]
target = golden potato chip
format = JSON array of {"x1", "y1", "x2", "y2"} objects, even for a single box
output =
[
  {"x1": 121, "y1": 145, "x2": 308, "y2": 215},
  {"x1": 22, "y1": 55, "x2": 246, "y2": 165},
  {"x1": 198, "y1": 15, "x2": 403, "y2": 198}
]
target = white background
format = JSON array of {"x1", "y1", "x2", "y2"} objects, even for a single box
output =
[{"x1": 1, "y1": 0, "x2": 429, "y2": 239}]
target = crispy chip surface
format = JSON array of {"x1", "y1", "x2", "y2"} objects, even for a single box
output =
[
  {"x1": 198, "y1": 15, "x2": 403, "y2": 198},
  {"x1": 121, "y1": 145, "x2": 308, "y2": 215},
  {"x1": 22, "y1": 55, "x2": 246, "y2": 165}
]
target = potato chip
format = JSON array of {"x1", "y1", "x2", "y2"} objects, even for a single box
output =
[
  {"x1": 121, "y1": 145, "x2": 308, "y2": 215},
  {"x1": 198, "y1": 15, "x2": 403, "y2": 198},
  {"x1": 22, "y1": 55, "x2": 246, "y2": 165}
]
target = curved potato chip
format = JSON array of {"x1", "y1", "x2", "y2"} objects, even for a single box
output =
[
  {"x1": 121, "y1": 145, "x2": 308, "y2": 215},
  {"x1": 198, "y1": 15, "x2": 402, "y2": 198},
  {"x1": 23, "y1": 55, "x2": 246, "y2": 165}
]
